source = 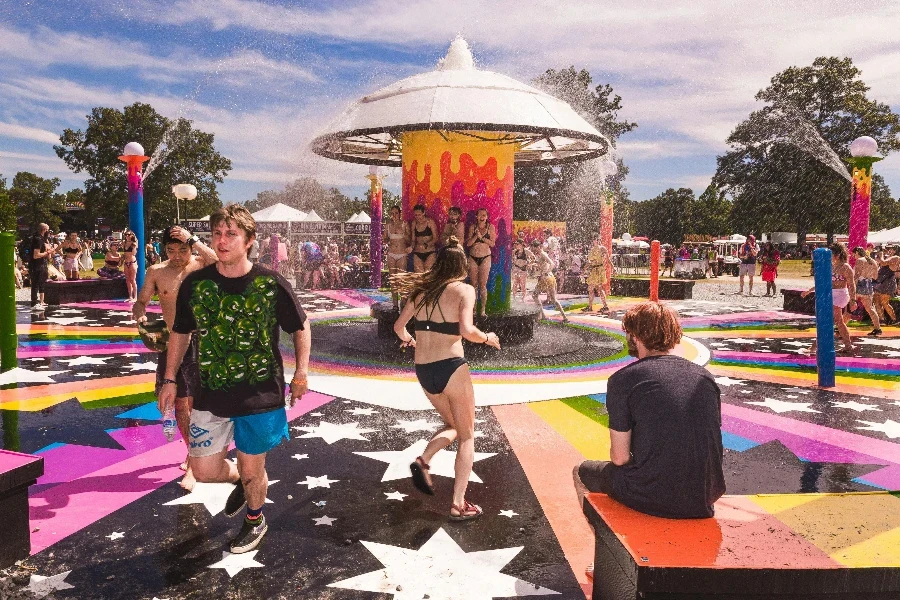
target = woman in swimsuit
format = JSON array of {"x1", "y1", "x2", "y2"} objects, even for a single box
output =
[
  {"x1": 874, "y1": 246, "x2": 899, "y2": 325},
  {"x1": 384, "y1": 205, "x2": 411, "y2": 308},
  {"x1": 531, "y1": 239, "x2": 569, "y2": 322},
  {"x1": 98, "y1": 241, "x2": 125, "y2": 280},
  {"x1": 852, "y1": 246, "x2": 881, "y2": 336},
  {"x1": 466, "y1": 208, "x2": 495, "y2": 317},
  {"x1": 60, "y1": 232, "x2": 82, "y2": 280},
  {"x1": 411, "y1": 204, "x2": 438, "y2": 273},
  {"x1": 122, "y1": 231, "x2": 138, "y2": 302},
  {"x1": 584, "y1": 236, "x2": 610, "y2": 313},
  {"x1": 392, "y1": 237, "x2": 500, "y2": 521},
  {"x1": 801, "y1": 242, "x2": 856, "y2": 353},
  {"x1": 511, "y1": 239, "x2": 532, "y2": 300}
]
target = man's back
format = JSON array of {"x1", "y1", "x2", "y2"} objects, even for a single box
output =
[{"x1": 606, "y1": 355, "x2": 725, "y2": 518}]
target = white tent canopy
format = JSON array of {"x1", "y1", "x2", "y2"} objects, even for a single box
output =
[
  {"x1": 250, "y1": 203, "x2": 307, "y2": 222},
  {"x1": 354, "y1": 211, "x2": 370, "y2": 223},
  {"x1": 303, "y1": 209, "x2": 324, "y2": 222},
  {"x1": 869, "y1": 226, "x2": 900, "y2": 244}
]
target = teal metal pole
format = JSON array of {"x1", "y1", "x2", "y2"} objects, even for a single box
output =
[{"x1": 0, "y1": 232, "x2": 17, "y2": 373}]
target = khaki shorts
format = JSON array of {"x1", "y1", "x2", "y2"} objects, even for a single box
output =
[{"x1": 738, "y1": 263, "x2": 756, "y2": 277}]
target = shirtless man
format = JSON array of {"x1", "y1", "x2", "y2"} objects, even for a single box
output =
[{"x1": 133, "y1": 226, "x2": 217, "y2": 488}]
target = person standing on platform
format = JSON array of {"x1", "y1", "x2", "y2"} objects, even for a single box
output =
[
  {"x1": 441, "y1": 206, "x2": 466, "y2": 249},
  {"x1": 160, "y1": 204, "x2": 311, "y2": 554},
  {"x1": 384, "y1": 205, "x2": 411, "y2": 308},
  {"x1": 411, "y1": 204, "x2": 439, "y2": 273},
  {"x1": 466, "y1": 208, "x2": 495, "y2": 317},
  {"x1": 531, "y1": 240, "x2": 568, "y2": 322},
  {"x1": 29, "y1": 223, "x2": 56, "y2": 309},
  {"x1": 584, "y1": 236, "x2": 610, "y2": 314},
  {"x1": 134, "y1": 225, "x2": 218, "y2": 489}
]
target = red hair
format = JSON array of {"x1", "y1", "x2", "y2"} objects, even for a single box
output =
[{"x1": 622, "y1": 302, "x2": 682, "y2": 352}]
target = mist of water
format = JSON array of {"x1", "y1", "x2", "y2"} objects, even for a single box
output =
[{"x1": 759, "y1": 104, "x2": 852, "y2": 182}]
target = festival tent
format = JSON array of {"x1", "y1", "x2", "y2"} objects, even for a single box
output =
[
  {"x1": 303, "y1": 209, "x2": 324, "y2": 222},
  {"x1": 869, "y1": 225, "x2": 900, "y2": 244},
  {"x1": 354, "y1": 211, "x2": 371, "y2": 223},
  {"x1": 250, "y1": 203, "x2": 307, "y2": 222}
]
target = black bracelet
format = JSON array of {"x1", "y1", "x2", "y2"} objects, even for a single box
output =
[
  {"x1": 161, "y1": 378, "x2": 177, "y2": 385},
  {"x1": 187, "y1": 235, "x2": 199, "y2": 247}
]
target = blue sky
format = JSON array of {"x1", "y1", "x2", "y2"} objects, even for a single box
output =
[{"x1": 1, "y1": 0, "x2": 899, "y2": 212}]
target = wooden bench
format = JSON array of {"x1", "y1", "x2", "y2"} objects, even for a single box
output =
[
  {"x1": 0, "y1": 450, "x2": 44, "y2": 568},
  {"x1": 584, "y1": 492, "x2": 900, "y2": 599},
  {"x1": 610, "y1": 277, "x2": 695, "y2": 300},
  {"x1": 44, "y1": 278, "x2": 128, "y2": 305}
]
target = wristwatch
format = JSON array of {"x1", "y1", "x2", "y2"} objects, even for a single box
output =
[
  {"x1": 161, "y1": 378, "x2": 177, "y2": 385},
  {"x1": 187, "y1": 235, "x2": 199, "y2": 247}
]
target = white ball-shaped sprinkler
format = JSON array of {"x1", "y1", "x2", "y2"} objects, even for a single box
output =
[
  {"x1": 849, "y1": 136, "x2": 878, "y2": 157},
  {"x1": 123, "y1": 142, "x2": 145, "y2": 156},
  {"x1": 172, "y1": 183, "x2": 198, "y2": 200}
]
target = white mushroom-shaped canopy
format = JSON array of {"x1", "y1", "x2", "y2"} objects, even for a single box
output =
[{"x1": 311, "y1": 37, "x2": 609, "y2": 166}]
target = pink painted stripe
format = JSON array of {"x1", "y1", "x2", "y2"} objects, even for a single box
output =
[
  {"x1": 314, "y1": 289, "x2": 375, "y2": 307},
  {"x1": 722, "y1": 403, "x2": 900, "y2": 465},
  {"x1": 681, "y1": 310, "x2": 806, "y2": 325},
  {"x1": 715, "y1": 351, "x2": 900, "y2": 371},
  {"x1": 18, "y1": 345, "x2": 151, "y2": 358},
  {"x1": 65, "y1": 302, "x2": 161, "y2": 312},
  {"x1": 28, "y1": 391, "x2": 335, "y2": 554}
]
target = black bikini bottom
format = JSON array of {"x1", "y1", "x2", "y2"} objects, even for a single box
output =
[
  {"x1": 470, "y1": 255, "x2": 490, "y2": 266},
  {"x1": 415, "y1": 357, "x2": 468, "y2": 395},
  {"x1": 414, "y1": 251, "x2": 435, "y2": 262}
]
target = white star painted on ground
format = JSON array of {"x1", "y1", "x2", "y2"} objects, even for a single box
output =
[
  {"x1": 59, "y1": 356, "x2": 111, "y2": 366},
  {"x1": 37, "y1": 316, "x2": 95, "y2": 325},
  {"x1": 831, "y1": 400, "x2": 881, "y2": 412},
  {"x1": 856, "y1": 338, "x2": 900, "y2": 350},
  {"x1": 122, "y1": 353, "x2": 138, "y2": 357},
  {"x1": 163, "y1": 481, "x2": 278, "y2": 515},
  {"x1": 73, "y1": 371, "x2": 99, "y2": 377},
  {"x1": 328, "y1": 527, "x2": 558, "y2": 599},
  {"x1": 27, "y1": 571, "x2": 74, "y2": 598},
  {"x1": 345, "y1": 407, "x2": 379, "y2": 416},
  {"x1": 27, "y1": 357, "x2": 45, "y2": 361},
  {"x1": 740, "y1": 390, "x2": 753, "y2": 394},
  {"x1": 295, "y1": 421, "x2": 377, "y2": 444},
  {"x1": 313, "y1": 515, "x2": 337, "y2": 526},
  {"x1": 856, "y1": 419, "x2": 900, "y2": 439},
  {"x1": 125, "y1": 361, "x2": 157, "y2": 371},
  {"x1": 499, "y1": 510, "x2": 519, "y2": 518},
  {"x1": 291, "y1": 453, "x2": 309, "y2": 460},
  {"x1": 384, "y1": 491, "x2": 408, "y2": 501},
  {"x1": 746, "y1": 398, "x2": 821, "y2": 414},
  {"x1": 876, "y1": 350, "x2": 900, "y2": 358},
  {"x1": 299, "y1": 475, "x2": 339, "y2": 489},
  {"x1": 892, "y1": 401, "x2": 900, "y2": 408},
  {"x1": 0, "y1": 367, "x2": 68, "y2": 385},
  {"x1": 106, "y1": 531, "x2": 125, "y2": 540},
  {"x1": 355, "y1": 439, "x2": 496, "y2": 483},
  {"x1": 208, "y1": 550, "x2": 264, "y2": 578},
  {"x1": 724, "y1": 338, "x2": 760, "y2": 344},
  {"x1": 309, "y1": 412, "x2": 323, "y2": 416},
  {"x1": 313, "y1": 500, "x2": 327, "y2": 507},
  {"x1": 107, "y1": 311, "x2": 134, "y2": 316},
  {"x1": 782, "y1": 340, "x2": 813, "y2": 347},
  {"x1": 714, "y1": 376, "x2": 747, "y2": 387},
  {"x1": 391, "y1": 418, "x2": 441, "y2": 433}
]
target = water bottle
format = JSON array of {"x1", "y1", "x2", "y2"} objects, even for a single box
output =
[{"x1": 162, "y1": 406, "x2": 177, "y2": 442}]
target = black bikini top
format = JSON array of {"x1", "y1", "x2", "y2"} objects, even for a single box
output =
[
  {"x1": 64, "y1": 246, "x2": 79, "y2": 254},
  {"x1": 414, "y1": 286, "x2": 460, "y2": 335},
  {"x1": 474, "y1": 226, "x2": 491, "y2": 241},
  {"x1": 414, "y1": 225, "x2": 433, "y2": 239}
]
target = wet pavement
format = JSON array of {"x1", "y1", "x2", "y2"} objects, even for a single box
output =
[{"x1": 1, "y1": 291, "x2": 899, "y2": 598}]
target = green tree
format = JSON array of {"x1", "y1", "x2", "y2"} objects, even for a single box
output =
[
  {"x1": 0, "y1": 175, "x2": 13, "y2": 232},
  {"x1": 632, "y1": 188, "x2": 695, "y2": 246},
  {"x1": 714, "y1": 57, "x2": 900, "y2": 244},
  {"x1": 55, "y1": 103, "x2": 231, "y2": 231},
  {"x1": 514, "y1": 67, "x2": 636, "y2": 225},
  {"x1": 689, "y1": 184, "x2": 733, "y2": 237},
  {"x1": 58, "y1": 189, "x2": 90, "y2": 233},
  {"x1": 869, "y1": 174, "x2": 899, "y2": 232},
  {"x1": 11, "y1": 172, "x2": 64, "y2": 232}
]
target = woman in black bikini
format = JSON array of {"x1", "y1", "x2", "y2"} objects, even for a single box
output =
[
  {"x1": 384, "y1": 205, "x2": 411, "y2": 308},
  {"x1": 122, "y1": 231, "x2": 139, "y2": 302},
  {"x1": 392, "y1": 237, "x2": 500, "y2": 521},
  {"x1": 466, "y1": 208, "x2": 495, "y2": 317},
  {"x1": 97, "y1": 241, "x2": 125, "y2": 280},
  {"x1": 411, "y1": 204, "x2": 438, "y2": 273}
]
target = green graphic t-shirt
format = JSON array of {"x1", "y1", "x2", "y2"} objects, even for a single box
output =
[{"x1": 173, "y1": 264, "x2": 306, "y2": 418}]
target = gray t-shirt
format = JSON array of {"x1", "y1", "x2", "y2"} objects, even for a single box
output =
[{"x1": 606, "y1": 354, "x2": 726, "y2": 518}]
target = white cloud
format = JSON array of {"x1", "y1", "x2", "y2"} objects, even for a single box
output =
[{"x1": 0, "y1": 122, "x2": 58, "y2": 144}]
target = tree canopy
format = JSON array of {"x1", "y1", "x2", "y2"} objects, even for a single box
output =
[
  {"x1": 55, "y1": 102, "x2": 232, "y2": 232},
  {"x1": 0, "y1": 176, "x2": 13, "y2": 232},
  {"x1": 243, "y1": 176, "x2": 374, "y2": 222},
  {"x1": 10, "y1": 172, "x2": 65, "y2": 233},
  {"x1": 713, "y1": 56, "x2": 900, "y2": 242},
  {"x1": 513, "y1": 66, "x2": 636, "y2": 240}
]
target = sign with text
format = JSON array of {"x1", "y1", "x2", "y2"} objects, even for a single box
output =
[
  {"x1": 181, "y1": 219, "x2": 211, "y2": 233},
  {"x1": 343, "y1": 222, "x2": 370, "y2": 235},
  {"x1": 294, "y1": 221, "x2": 342, "y2": 236}
]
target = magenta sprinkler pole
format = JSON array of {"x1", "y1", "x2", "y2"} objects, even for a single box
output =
[{"x1": 119, "y1": 143, "x2": 150, "y2": 290}]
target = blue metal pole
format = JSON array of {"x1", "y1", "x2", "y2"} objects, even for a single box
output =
[{"x1": 813, "y1": 248, "x2": 835, "y2": 387}]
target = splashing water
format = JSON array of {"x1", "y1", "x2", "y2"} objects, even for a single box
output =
[
  {"x1": 760, "y1": 104, "x2": 852, "y2": 182},
  {"x1": 143, "y1": 124, "x2": 187, "y2": 180}
]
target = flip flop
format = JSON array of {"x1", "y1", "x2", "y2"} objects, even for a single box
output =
[
  {"x1": 409, "y1": 456, "x2": 435, "y2": 495},
  {"x1": 449, "y1": 500, "x2": 483, "y2": 521}
]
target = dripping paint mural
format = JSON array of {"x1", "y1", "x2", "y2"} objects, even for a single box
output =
[{"x1": 401, "y1": 131, "x2": 516, "y2": 312}]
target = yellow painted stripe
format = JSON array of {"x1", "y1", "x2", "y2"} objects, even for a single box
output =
[
  {"x1": 0, "y1": 383, "x2": 154, "y2": 411},
  {"x1": 528, "y1": 400, "x2": 610, "y2": 461},
  {"x1": 751, "y1": 493, "x2": 900, "y2": 568},
  {"x1": 711, "y1": 364, "x2": 900, "y2": 391}
]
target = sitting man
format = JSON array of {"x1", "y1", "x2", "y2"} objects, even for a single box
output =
[{"x1": 574, "y1": 301, "x2": 725, "y2": 521}]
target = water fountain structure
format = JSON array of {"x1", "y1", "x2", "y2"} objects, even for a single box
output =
[{"x1": 312, "y1": 37, "x2": 611, "y2": 342}]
